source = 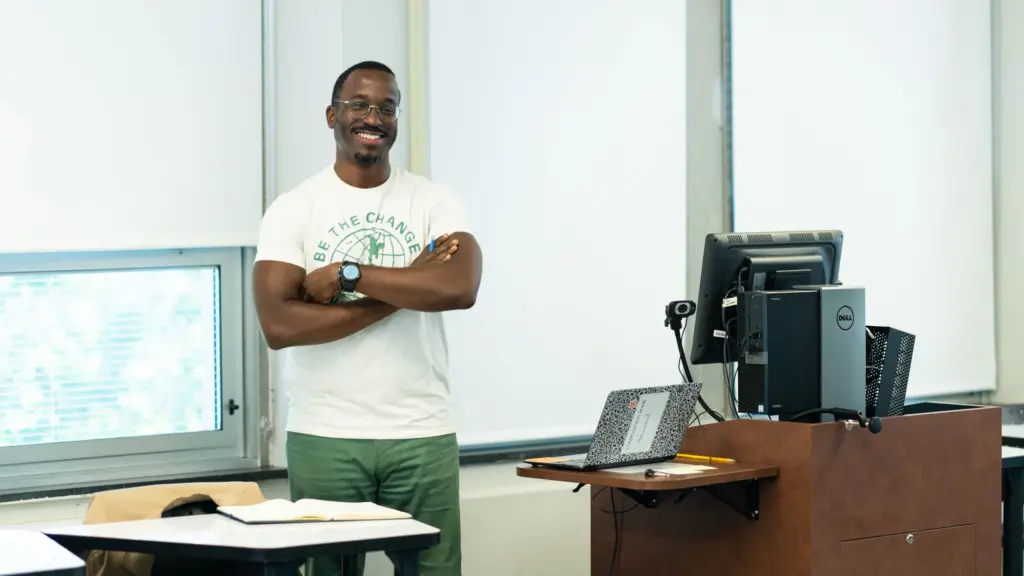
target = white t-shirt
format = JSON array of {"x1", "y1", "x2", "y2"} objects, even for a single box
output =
[{"x1": 254, "y1": 165, "x2": 471, "y2": 440}]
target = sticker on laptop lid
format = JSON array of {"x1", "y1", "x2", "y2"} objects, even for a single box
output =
[{"x1": 620, "y1": 391, "x2": 671, "y2": 455}]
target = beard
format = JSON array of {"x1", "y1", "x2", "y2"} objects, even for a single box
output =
[{"x1": 353, "y1": 152, "x2": 380, "y2": 168}]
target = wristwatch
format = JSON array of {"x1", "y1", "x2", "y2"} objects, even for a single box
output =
[{"x1": 338, "y1": 261, "x2": 361, "y2": 293}]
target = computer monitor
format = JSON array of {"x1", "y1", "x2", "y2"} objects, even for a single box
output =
[{"x1": 690, "y1": 230, "x2": 844, "y2": 365}]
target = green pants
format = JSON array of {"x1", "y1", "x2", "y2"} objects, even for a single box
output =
[{"x1": 286, "y1": 432, "x2": 462, "y2": 576}]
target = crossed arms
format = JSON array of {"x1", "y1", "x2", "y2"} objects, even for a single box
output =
[{"x1": 253, "y1": 232, "x2": 482, "y2": 350}]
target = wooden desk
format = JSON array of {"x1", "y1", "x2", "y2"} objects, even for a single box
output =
[
  {"x1": 44, "y1": 514, "x2": 439, "y2": 576},
  {"x1": 0, "y1": 531, "x2": 85, "y2": 576}
]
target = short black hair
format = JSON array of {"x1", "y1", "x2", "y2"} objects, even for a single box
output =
[{"x1": 331, "y1": 61, "x2": 397, "y2": 103}]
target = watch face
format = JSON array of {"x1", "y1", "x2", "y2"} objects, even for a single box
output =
[{"x1": 342, "y1": 264, "x2": 360, "y2": 281}]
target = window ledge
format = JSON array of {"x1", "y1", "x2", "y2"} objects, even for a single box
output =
[
  {"x1": 0, "y1": 467, "x2": 289, "y2": 505},
  {"x1": 0, "y1": 436, "x2": 594, "y2": 504}
]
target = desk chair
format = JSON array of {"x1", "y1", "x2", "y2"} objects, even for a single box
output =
[{"x1": 81, "y1": 481, "x2": 267, "y2": 576}]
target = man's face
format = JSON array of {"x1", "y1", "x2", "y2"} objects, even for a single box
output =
[{"x1": 326, "y1": 70, "x2": 400, "y2": 165}]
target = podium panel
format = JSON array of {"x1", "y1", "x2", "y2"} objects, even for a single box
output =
[
  {"x1": 589, "y1": 407, "x2": 1000, "y2": 576},
  {"x1": 838, "y1": 525, "x2": 975, "y2": 576}
]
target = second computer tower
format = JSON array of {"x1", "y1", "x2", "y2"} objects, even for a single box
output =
[{"x1": 735, "y1": 285, "x2": 866, "y2": 420}]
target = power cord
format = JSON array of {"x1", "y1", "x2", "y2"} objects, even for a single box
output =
[
  {"x1": 667, "y1": 311, "x2": 725, "y2": 423},
  {"x1": 592, "y1": 487, "x2": 638, "y2": 575},
  {"x1": 720, "y1": 318, "x2": 744, "y2": 419},
  {"x1": 608, "y1": 490, "x2": 620, "y2": 575}
]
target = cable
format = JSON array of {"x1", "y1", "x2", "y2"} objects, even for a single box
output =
[
  {"x1": 721, "y1": 319, "x2": 743, "y2": 419},
  {"x1": 592, "y1": 487, "x2": 640, "y2": 514},
  {"x1": 720, "y1": 272, "x2": 754, "y2": 419},
  {"x1": 675, "y1": 319, "x2": 696, "y2": 382},
  {"x1": 607, "y1": 490, "x2": 619, "y2": 575},
  {"x1": 689, "y1": 410, "x2": 706, "y2": 426},
  {"x1": 591, "y1": 488, "x2": 638, "y2": 575},
  {"x1": 672, "y1": 320, "x2": 725, "y2": 422}
]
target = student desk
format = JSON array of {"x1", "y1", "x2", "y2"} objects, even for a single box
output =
[
  {"x1": 43, "y1": 514, "x2": 439, "y2": 576},
  {"x1": 0, "y1": 531, "x2": 85, "y2": 576}
]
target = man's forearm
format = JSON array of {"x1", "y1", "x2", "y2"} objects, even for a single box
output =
[
  {"x1": 355, "y1": 232, "x2": 483, "y2": 312},
  {"x1": 356, "y1": 265, "x2": 473, "y2": 312},
  {"x1": 261, "y1": 297, "x2": 397, "y2": 350}
]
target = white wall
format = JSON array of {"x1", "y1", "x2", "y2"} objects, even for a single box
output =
[{"x1": 993, "y1": 0, "x2": 1024, "y2": 402}]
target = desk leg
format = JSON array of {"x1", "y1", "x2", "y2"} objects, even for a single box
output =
[
  {"x1": 1005, "y1": 468, "x2": 1024, "y2": 576},
  {"x1": 339, "y1": 554, "x2": 361, "y2": 576},
  {"x1": 259, "y1": 560, "x2": 303, "y2": 576},
  {"x1": 390, "y1": 550, "x2": 421, "y2": 576}
]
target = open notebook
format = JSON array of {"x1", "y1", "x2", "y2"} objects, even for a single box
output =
[{"x1": 217, "y1": 499, "x2": 411, "y2": 524}]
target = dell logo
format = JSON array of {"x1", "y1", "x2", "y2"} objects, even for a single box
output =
[{"x1": 836, "y1": 306, "x2": 855, "y2": 331}]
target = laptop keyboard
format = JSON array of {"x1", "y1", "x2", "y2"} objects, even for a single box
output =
[{"x1": 560, "y1": 453, "x2": 587, "y2": 465}]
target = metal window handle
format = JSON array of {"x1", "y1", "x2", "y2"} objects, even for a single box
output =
[{"x1": 228, "y1": 399, "x2": 240, "y2": 415}]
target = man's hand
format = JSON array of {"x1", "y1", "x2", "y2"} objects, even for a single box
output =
[
  {"x1": 253, "y1": 260, "x2": 399, "y2": 350},
  {"x1": 411, "y1": 233, "x2": 459, "y2": 266},
  {"x1": 301, "y1": 236, "x2": 458, "y2": 304},
  {"x1": 303, "y1": 263, "x2": 342, "y2": 304},
  {"x1": 356, "y1": 232, "x2": 482, "y2": 312}
]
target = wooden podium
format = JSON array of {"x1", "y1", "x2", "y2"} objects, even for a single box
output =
[{"x1": 517, "y1": 406, "x2": 1001, "y2": 576}]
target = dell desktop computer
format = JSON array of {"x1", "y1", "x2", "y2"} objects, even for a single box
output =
[
  {"x1": 735, "y1": 284, "x2": 865, "y2": 419},
  {"x1": 689, "y1": 230, "x2": 877, "y2": 423}
]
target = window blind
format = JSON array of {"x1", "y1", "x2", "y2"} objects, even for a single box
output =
[
  {"x1": 730, "y1": 0, "x2": 995, "y2": 397},
  {"x1": 0, "y1": 0, "x2": 263, "y2": 253}
]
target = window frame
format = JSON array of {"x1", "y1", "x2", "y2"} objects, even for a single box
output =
[{"x1": 0, "y1": 247, "x2": 259, "y2": 494}]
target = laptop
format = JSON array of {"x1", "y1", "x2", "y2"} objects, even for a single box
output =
[{"x1": 524, "y1": 382, "x2": 702, "y2": 472}]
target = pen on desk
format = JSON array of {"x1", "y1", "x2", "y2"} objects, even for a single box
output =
[{"x1": 676, "y1": 452, "x2": 735, "y2": 464}]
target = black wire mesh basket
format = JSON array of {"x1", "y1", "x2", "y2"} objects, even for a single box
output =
[{"x1": 865, "y1": 325, "x2": 916, "y2": 418}]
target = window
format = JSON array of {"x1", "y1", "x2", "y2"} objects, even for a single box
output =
[
  {"x1": 0, "y1": 267, "x2": 222, "y2": 447},
  {"x1": 0, "y1": 249, "x2": 256, "y2": 494}
]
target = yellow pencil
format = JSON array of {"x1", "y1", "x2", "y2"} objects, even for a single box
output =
[{"x1": 676, "y1": 452, "x2": 735, "y2": 464}]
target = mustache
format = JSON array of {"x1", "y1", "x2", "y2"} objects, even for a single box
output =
[{"x1": 352, "y1": 124, "x2": 388, "y2": 137}]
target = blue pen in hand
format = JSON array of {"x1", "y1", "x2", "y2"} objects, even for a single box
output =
[{"x1": 429, "y1": 236, "x2": 435, "y2": 253}]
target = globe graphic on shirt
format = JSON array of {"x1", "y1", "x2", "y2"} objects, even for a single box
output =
[{"x1": 329, "y1": 227, "x2": 408, "y2": 303}]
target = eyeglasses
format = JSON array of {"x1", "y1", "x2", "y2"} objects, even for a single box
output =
[{"x1": 334, "y1": 100, "x2": 401, "y2": 123}]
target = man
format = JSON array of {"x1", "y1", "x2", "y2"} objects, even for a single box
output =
[{"x1": 252, "y1": 60, "x2": 482, "y2": 576}]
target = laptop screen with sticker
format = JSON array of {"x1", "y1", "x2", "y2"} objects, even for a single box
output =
[{"x1": 619, "y1": 391, "x2": 671, "y2": 455}]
